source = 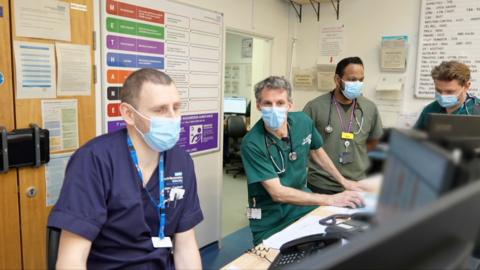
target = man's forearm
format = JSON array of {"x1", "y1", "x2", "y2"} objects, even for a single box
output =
[
  {"x1": 173, "y1": 230, "x2": 202, "y2": 270},
  {"x1": 265, "y1": 183, "x2": 329, "y2": 206}
]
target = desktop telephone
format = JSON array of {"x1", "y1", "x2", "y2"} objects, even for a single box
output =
[
  {"x1": 268, "y1": 233, "x2": 341, "y2": 269},
  {"x1": 323, "y1": 212, "x2": 374, "y2": 239}
]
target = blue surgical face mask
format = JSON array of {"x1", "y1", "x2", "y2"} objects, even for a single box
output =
[
  {"x1": 261, "y1": 106, "x2": 288, "y2": 130},
  {"x1": 435, "y1": 92, "x2": 460, "y2": 108},
  {"x1": 342, "y1": 80, "x2": 364, "y2": 100},
  {"x1": 131, "y1": 106, "x2": 181, "y2": 152}
]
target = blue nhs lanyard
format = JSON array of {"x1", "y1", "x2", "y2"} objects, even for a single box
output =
[{"x1": 127, "y1": 136, "x2": 166, "y2": 239}]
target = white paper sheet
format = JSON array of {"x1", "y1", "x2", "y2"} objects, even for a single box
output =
[
  {"x1": 14, "y1": 41, "x2": 56, "y2": 99},
  {"x1": 14, "y1": 0, "x2": 71, "y2": 41},
  {"x1": 319, "y1": 24, "x2": 345, "y2": 63},
  {"x1": 45, "y1": 152, "x2": 72, "y2": 206},
  {"x1": 263, "y1": 216, "x2": 327, "y2": 250},
  {"x1": 41, "y1": 99, "x2": 79, "y2": 151},
  {"x1": 56, "y1": 43, "x2": 92, "y2": 96}
]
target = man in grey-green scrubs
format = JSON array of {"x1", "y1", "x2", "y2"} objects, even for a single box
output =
[
  {"x1": 304, "y1": 57, "x2": 383, "y2": 195},
  {"x1": 414, "y1": 60, "x2": 480, "y2": 131},
  {"x1": 241, "y1": 76, "x2": 364, "y2": 245}
]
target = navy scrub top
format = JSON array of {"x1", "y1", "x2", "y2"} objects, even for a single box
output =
[{"x1": 48, "y1": 129, "x2": 204, "y2": 270}]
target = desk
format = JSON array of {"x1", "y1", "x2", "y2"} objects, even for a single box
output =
[{"x1": 221, "y1": 175, "x2": 382, "y2": 270}]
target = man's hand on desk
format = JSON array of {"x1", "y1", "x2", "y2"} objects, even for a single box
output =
[{"x1": 323, "y1": 191, "x2": 364, "y2": 209}]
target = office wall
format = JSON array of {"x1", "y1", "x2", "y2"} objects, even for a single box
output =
[
  {"x1": 178, "y1": 0, "x2": 291, "y2": 76},
  {"x1": 291, "y1": 0, "x2": 433, "y2": 126}
]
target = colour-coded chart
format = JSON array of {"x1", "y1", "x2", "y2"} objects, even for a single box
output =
[{"x1": 101, "y1": 0, "x2": 223, "y2": 155}]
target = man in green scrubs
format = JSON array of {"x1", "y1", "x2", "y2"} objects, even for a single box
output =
[
  {"x1": 303, "y1": 57, "x2": 383, "y2": 195},
  {"x1": 414, "y1": 60, "x2": 480, "y2": 130},
  {"x1": 241, "y1": 76, "x2": 364, "y2": 245}
]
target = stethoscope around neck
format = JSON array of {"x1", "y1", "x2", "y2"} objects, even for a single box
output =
[
  {"x1": 460, "y1": 93, "x2": 477, "y2": 115},
  {"x1": 324, "y1": 91, "x2": 365, "y2": 135},
  {"x1": 264, "y1": 124, "x2": 297, "y2": 175}
]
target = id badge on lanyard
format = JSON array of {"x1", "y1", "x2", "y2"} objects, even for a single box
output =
[{"x1": 127, "y1": 136, "x2": 172, "y2": 248}]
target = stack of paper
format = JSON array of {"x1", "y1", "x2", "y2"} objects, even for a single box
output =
[{"x1": 263, "y1": 216, "x2": 327, "y2": 249}]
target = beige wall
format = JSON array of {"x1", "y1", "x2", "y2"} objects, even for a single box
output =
[{"x1": 290, "y1": 0, "x2": 432, "y2": 126}]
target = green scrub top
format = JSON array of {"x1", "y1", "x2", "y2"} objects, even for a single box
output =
[
  {"x1": 414, "y1": 95, "x2": 480, "y2": 131},
  {"x1": 303, "y1": 92, "x2": 383, "y2": 193},
  {"x1": 240, "y1": 112, "x2": 323, "y2": 245}
]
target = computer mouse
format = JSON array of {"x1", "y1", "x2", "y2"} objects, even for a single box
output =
[{"x1": 345, "y1": 203, "x2": 365, "y2": 209}]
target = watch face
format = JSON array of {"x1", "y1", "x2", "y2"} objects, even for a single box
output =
[{"x1": 289, "y1": 152, "x2": 297, "y2": 161}]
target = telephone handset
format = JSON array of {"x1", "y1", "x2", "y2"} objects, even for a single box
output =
[{"x1": 268, "y1": 233, "x2": 341, "y2": 269}]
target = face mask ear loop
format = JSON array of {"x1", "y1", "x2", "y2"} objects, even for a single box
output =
[{"x1": 127, "y1": 104, "x2": 151, "y2": 135}]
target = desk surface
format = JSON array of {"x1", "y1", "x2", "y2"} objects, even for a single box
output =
[{"x1": 221, "y1": 175, "x2": 382, "y2": 270}]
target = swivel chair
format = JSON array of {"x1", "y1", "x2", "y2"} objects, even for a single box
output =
[
  {"x1": 46, "y1": 226, "x2": 61, "y2": 270},
  {"x1": 225, "y1": 115, "x2": 247, "y2": 178}
]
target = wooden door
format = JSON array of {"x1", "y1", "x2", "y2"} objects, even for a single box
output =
[
  {"x1": 8, "y1": 0, "x2": 96, "y2": 268},
  {"x1": 0, "y1": 0, "x2": 22, "y2": 268}
]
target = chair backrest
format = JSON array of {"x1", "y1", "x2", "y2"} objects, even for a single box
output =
[
  {"x1": 46, "y1": 226, "x2": 61, "y2": 270},
  {"x1": 227, "y1": 115, "x2": 247, "y2": 138}
]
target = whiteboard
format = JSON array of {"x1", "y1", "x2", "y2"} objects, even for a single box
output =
[
  {"x1": 100, "y1": 0, "x2": 223, "y2": 155},
  {"x1": 415, "y1": 0, "x2": 480, "y2": 98}
]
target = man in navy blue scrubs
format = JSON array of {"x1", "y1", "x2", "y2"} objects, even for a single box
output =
[{"x1": 48, "y1": 69, "x2": 204, "y2": 269}]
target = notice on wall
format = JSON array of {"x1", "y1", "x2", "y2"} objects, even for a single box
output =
[
  {"x1": 56, "y1": 43, "x2": 92, "y2": 96},
  {"x1": 101, "y1": 0, "x2": 223, "y2": 155},
  {"x1": 14, "y1": 41, "x2": 56, "y2": 99},
  {"x1": 319, "y1": 24, "x2": 345, "y2": 63},
  {"x1": 415, "y1": 0, "x2": 480, "y2": 98},
  {"x1": 45, "y1": 152, "x2": 72, "y2": 206},
  {"x1": 14, "y1": 0, "x2": 71, "y2": 41},
  {"x1": 293, "y1": 69, "x2": 314, "y2": 89},
  {"x1": 317, "y1": 64, "x2": 336, "y2": 91},
  {"x1": 178, "y1": 113, "x2": 219, "y2": 154},
  {"x1": 41, "y1": 99, "x2": 79, "y2": 151},
  {"x1": 381, "y1": 36, "x2": 408, "y2": 72}
]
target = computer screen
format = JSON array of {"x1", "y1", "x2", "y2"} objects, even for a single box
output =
[
  {"x1": 293, "y1": 179, "x2": 480, "y2": 270},
  {"x1": 427, "y1": 113, "x2": 480, "y2": 140},
  {"x1": 271, "y1": 129, "x2": 480, "y2": 269},
  {"x1": 224, "y1": 97, "x2": 247, "y2": 114},
  {"x1": 375, "y1": 129, "x2": 459, "y2": 220}
]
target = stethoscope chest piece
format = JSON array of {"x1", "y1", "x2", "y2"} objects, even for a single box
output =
[
  {"x1": 289, "y1": 151, "x2": 298, "y2": 161},
  {"x1": 325, "y1": 125, "x2": 333, "y2": 134}
]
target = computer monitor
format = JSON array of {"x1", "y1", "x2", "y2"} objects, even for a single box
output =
[
  {"x1": 224, "y1": 97, "x2": 247, "y2": 114},
  {"x1": 376, "y1": 129, "x2": 460, "y2": 220},
  {"x1": 427, "y1": 113, "x2": 480, "y2": 141},
  {"x1": 293, "y1": 179, "x2": 480, "y2": 269}
]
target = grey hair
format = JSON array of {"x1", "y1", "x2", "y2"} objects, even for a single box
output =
[{"x1": 254, "y1": 76, "x2": 293, "y2": 103}]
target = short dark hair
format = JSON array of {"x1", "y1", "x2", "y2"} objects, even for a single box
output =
[
  {"x1": 120, "y1": 68, "x2": 173, "y2": 107},
  {"x1": 335, "y1": 57, "x2": 364, "y2": 77},
  {"x1": 431, "y1": 61, "x2": 471, "y2": 86}
]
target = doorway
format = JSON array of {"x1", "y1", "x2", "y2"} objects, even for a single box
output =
[{"x1": 222, "y1": 31, "x2": 272, "y2": 237}]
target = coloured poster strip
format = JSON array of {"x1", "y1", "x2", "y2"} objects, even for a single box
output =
[
  {"x1": 107, "y1": 52, "x2": 164, "y2": 69},
  {"x1": 106, "y1": 17, "x2": 164, "y2": 40},
  {"x1": 107, "y1": 69, "x2": 132, "y2": 84},
  {"x1": 107, "y1": 35, "x2": 164, "y2": 55},
  {"x1": 108, "y1": 120, "x2": 126, "y2": 133},
  {"x1": 106, "y1": 0, "x2": 164, "y2": 24},
  {"x1": 178, "y1": 113, "x2": 219, "y2": 153}
]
